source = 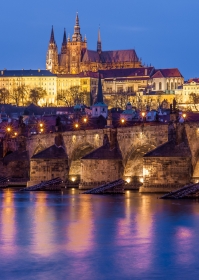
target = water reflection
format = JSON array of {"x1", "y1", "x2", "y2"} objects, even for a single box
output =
[
  {"x1": 32, "y1": 193, "x2": 57, "y2": 256},
  {"x1": 0, "y1": 189, "x2": 16, "y2": 255},
  {"x1": 66, "y1": 195, "x2": 94, "y2": 253},
  {"x1": 0, "y1": 190, "x2": 199, "y2": 279}
]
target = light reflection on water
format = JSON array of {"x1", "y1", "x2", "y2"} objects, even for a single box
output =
[{"x1": 1, "y1": 189, "x2": 199, "y2": 279}]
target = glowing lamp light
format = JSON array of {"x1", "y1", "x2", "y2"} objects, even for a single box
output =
[
  {"x1": 14, "y1": 132, "x2": 18, "y2": 136},
  {"x1": 7, "y1": 127, "x2": 11, "y2": 132},
  {"x1": 71, "y1": 177, "x2": 76, "y2": 182},
  {"x1": 75, "y1": 123, "x2": 79, "y2": 128},
  {"x1": 126, "y1": 178, "x2": 131, "y2": 184},
  {"x1": 83, "y1": 118, "x2": 87, "y2": 123},
  {"x1": 121, "y1": 118, "x2": 125, "y2": 123},
  {"x1": 39, "y1": 123, "x2": 43, "y2": 128},
  {"x1": 141, "y1": 112, "x2": 145, "y2": 117},
  {"x1": 140, "y1": 177, "x2": 144, "y2": 183},
  {"x1": 40, "y1": 128, "x2": 44, "y2": 132},
  {"x1": 183, "y1": 113, "x2": 186, "y2": 119}
]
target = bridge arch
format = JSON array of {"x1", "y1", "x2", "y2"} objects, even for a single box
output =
[
  {"x1": 68, "y1": 142, "x2": 95, "y2": 183},
  {"x1": 124, "y1": 142, "x2": 156, "y2": 184},
  {"x1": 33, "y1": 143, "x2": 46, "y2": 156}
]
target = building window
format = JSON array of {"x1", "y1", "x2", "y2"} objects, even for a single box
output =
[
  {"x1": 159, "y1": 82, "x2": 162, "y2": 90},
  {"x1": 153, "y1": 83, "x2": 156, "y2": 90},
  {"x1": 171, "y1": 82, "x2": 174, "y2": 90}
]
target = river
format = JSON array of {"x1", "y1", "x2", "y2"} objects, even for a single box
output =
[{"x1": 0, "y1": 189, "x2": 199, "y2": 279}]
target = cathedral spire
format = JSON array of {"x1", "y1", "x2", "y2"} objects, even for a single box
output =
[
  {"x1": 50, "y1": 26, "x2": 55, "y2": 44},
  {"x1": 96, "y1": 73, "x2": 104, "y2": 103},
  {"x1": 97, "y1": 26, "x2": 102, "y2": 53},
  {"x1": 62, "y1": 28, "x2": 67, "y2": 45},
  {"x1": 76, "y1": 12, "x2": 79, "y2": 26},
  {"x1": 72, "y1": 12, "x2": 82, "y2": 42},
  {"x1": 61, "y1": 28, "x2": 67, "y2": 54}
]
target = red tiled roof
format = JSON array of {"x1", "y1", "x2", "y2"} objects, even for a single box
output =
[
  {"x1": 186, "y1": 78, "x2": 199, "y2": 83},
  {"x1": 82, "y1": 49, "x2": 139, "y2": 63},
  {"x1": 99, "y1": 67, "x2": 154, "y2": 79},
  {"x1": 152, "y1": 68, "x2": 183, "y2": 78}
]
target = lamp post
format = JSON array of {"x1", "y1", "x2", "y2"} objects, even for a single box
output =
[
  {"x1": 74, "y1": 123, "x2": 79, "y2": 129},
  {"x1": 141, "y1": 112, "x2": 146, "y2": 122},
  {"x1": 121, "y1": 118, "x2": 125, "y2": 125},
  {"x1": 39, "y1": 123, "x2": 44, "y2": 133}
]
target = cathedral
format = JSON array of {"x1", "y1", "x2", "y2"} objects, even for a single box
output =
[{"x1": 46, "y1": 13, "x2": 142, "y2": 75}]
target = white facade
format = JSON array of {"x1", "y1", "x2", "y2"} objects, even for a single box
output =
[{"x1": 92, "y1": 103, "x2": 108, "y2": 118}]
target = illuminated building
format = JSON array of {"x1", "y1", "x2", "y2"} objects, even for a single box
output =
[{"x1": 46, "y1": 13, "x2": 142, "y2": 75}]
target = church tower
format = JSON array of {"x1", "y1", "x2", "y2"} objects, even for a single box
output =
[
  {"x1": 97, "y1": 27, "x2": 102, "y2": 54},
  {"x1": 46, "y1": 26, "x2": 59, "y2": 73},
  {"x1": 92, "y1": 74, "x2": 108, "y2": 118},
  {"x1": 67, "y1": 13, "x2": 87, "y2": 74},
  {"x1": 59, "y1": 29, "x2": 70, "y2": 73}
]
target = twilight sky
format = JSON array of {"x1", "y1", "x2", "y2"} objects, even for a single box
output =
[{"x1": 0, "y1": 0, "x2": 198, "y2": 79}]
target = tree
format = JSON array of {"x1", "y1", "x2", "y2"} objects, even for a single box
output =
[
  {"x1": 29, "y1": 87, "x2": 46, "y2": 105},
  {"x1": 57, "y1": 86, "x2": 90, "y2": 106},
  {"x1": 10, "y1": 87, "x2": 22, "y2": 106},
  {"x1": 18, "y1": 85, "x2": 29, "y2": 106},
  {"x1": 189, "y1": 92, "x2": 199, "y2": 111},
  {"x1": 0, "y1": 88, "x2": 10, "y2": 104},
  {"x1": 104, "y1": 91, "x2": 130, "y2": 109}
]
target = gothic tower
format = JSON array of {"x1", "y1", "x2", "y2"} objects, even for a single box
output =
[
  {"x1": 97, "y1": 27, "x2": 102, "y2": 54},
  {"x1": 68, "y1": 13, "x2": 87, "y2": 74},
  {"x1": 59, "y1": 29, "x2": 70, "y2": 73},
  {"x1": 46, "y1": 26, "x2": 59, "y2": 73}
]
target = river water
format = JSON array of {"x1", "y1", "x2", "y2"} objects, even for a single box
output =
[{"x1": 0, "y1": 189, "x2": 199, "y2": 279}]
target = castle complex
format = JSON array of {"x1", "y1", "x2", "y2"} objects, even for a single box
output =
[{"x1": 46, "y1": 13, "x2": 142, "y2": 74}]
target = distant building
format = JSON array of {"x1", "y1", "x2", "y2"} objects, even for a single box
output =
[
  {"x1": 0, "y1": 69, "x2": 57, "y2": 106},
  {"x1": 92, "y1": 75, "x2": 108, "y2": 118},
  {"x1": 46, "y1": 13, "x2": 142, "y2": 75},
  {"x1": 175, "y1": 78, "x2": 199, "y2": 107},
  {"x1": 151, "y1": 68, "x2": 184, "y2": 92}
]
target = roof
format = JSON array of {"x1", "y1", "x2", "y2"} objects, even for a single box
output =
[
  {"x1": 0, "y1": 70, "x2": 56, "y2": 77},
  {"x1": 31, "y1": 145, "x2": 67, "y2": 159},
  {"x1": 82, "y1": 142, "x2": 122, "y2": 160},
  {"x1": 57, "y1": 71, "x2": 99, "y2": 78},
  {"x1": 3, "y1": 150, "x2": 29, "y2": 164},
  {"x1": 82, "y1": 49, "x2": 140, "y2": 64},
  {"x1": 186, "y1": 78, "x2": 199, "y2": 84},
  {"x1": 99, "y1": 67, "x2": 154, "y2": 79},
  {"x1": 144, "y1": 140, "x2": 191, "y2": 157},
  {"x1": 152, "y1": 68, "x2": 183, "y2": 79}
]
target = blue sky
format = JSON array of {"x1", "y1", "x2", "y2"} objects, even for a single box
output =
[{"x1": 0, "y1": 0, "x2": 198, "y2": 79}]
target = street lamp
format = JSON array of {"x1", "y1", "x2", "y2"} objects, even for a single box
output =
[
  {"x1": 183, "y1": 113, "x2": 186, "y2": 119},
  {"x1": 14, "y1": 132, "x2": 18, "y2": 136},
  {"x1": 75, "y1": 123, "x2": 79, "y2": 129},
  {"x1": 141, "y1": 112, "x2": 146, "y2": 122},
  {"x1": 6, "y1": 127, "x2": 11, "y2": 133},
  {"x1": 83, "y1": 117, "x2": 87, "y2": 123},
  {"x1": 121, "y1": 118, "x2": 125, "y2": 124}
]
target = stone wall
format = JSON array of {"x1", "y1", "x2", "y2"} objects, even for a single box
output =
[
  {"x1": 140, "y1": 157, "x2": 192, "y2": 192},
  {"x1": 30, "y1": 158, "x2": 68, "y2": 182},
  {"x1": 0, "y1": 158, "x2": 29, "y2": 179},
  {"x1": 79, "y1": 159, "x2": 123, "y2": 189},
  {"x1": 26, "y1": 125, "x2": 169, "y2": 186}
]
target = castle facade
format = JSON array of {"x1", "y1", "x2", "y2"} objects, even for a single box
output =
[{"x1": 46, "y1": 13, "x2": 142, "y2": 75}]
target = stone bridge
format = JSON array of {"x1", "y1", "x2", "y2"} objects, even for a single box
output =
[{"x1": 27, "y1": 124, "x2": 168, "y2": 182}]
